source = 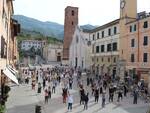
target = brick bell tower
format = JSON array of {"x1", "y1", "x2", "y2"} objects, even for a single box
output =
[{"x1": 63, "y1": 6, "x2": 78, "y2": 62}]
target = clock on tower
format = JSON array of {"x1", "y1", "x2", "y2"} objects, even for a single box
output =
[
  {"x1": 120, "y1": 0, "x2": 126, "y2": 9},
  {"x1": 120, "y1": 0, "x2": 137, "y2": 19}
]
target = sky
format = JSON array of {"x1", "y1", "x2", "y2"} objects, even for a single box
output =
[{"x1": 13, "y1": 0, "x2": 150, "y2": 26}]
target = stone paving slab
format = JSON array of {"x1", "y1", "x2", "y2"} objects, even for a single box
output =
[{"x1": 5, "y1": 78, "x2": 150, "y2": 113}]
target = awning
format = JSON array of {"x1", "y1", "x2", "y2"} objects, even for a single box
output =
[
  {"x1": 3, "y1": 67, "x2": 19, "y2": 85},
  {"x1": 7, "y1": 65, "x2": 18, "y2": 75}
]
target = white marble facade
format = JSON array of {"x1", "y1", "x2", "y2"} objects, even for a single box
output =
[{"x1": 69, "y1": 26, "x2": 91, "y2": 69}]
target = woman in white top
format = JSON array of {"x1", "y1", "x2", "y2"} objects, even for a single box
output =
[{"x1": 67, "y1": 93, "x2": 73, "y2": 111}]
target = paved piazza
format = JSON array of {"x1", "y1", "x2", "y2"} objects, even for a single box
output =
[{"x1": 6, "y1": 76, "x2": 149, "y2": 113}]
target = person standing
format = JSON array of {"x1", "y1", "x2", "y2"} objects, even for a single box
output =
[
  {"x1": 101, "y1": 91, "x2": 106, "y2": 108},
  {"x1": 45, "y1": 89, "x2": 49, "y2": 104},
  {"x1": 69, "y1": 78, "x2": 73, "y2": 89},
  {"x1": 123, "y1": 84, "x2": 128, "y2": 97},
  {"x1": 87, "y1": 77, "x2": 90, "y2": 86},
  {"x1": 117, "y1": 89, "x2": 123, "y2": 102},
  {"x1": 80, "y1": 87, "x2": 85, "y2": 105},
  {"x1": 109, "y1": 85, "x2": 114, "y2": 102},
  {"x1": 133, "y1": 89, "x2": 138, "y2": 104},
  {"x1": 48, "y1": 86, "x2": 51, "y2": 99},
  {"x1": 62, "y1": 88, "x2": 68, "y2": 103},
  {"x1": 52, "y1": 80, "x2": 56, "y2": 94},
  {"x1": 84, "y1": 93, "x2": 89, "y2": 110},
  {"x1": 43, "y1": 78, "x2": 46, "y2": 90},
  {"x1": 67, "y1": 93, "x2": 73, "y2": 112},
  {"x1": 37, "y1": 83, "x2": 42, "y2": 93},
  {"x1": 95, "y1": 88, "x2": 99, "y2": 103}
]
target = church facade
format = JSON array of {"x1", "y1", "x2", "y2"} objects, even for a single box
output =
[{"x1": 69, "y1": 26, "x2": 91, "y2": 69}]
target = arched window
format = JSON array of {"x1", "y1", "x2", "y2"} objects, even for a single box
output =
[
  {"x1": 72, "y1": 10, "x2": 74, "y2": 16},
  {"x1": 76, "y1": 36, "x2": 79, "y2": 43}
]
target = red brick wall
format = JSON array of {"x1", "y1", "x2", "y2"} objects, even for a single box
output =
[{"x1": 63, "y1": 6, "x2": 78, "y2": 60}]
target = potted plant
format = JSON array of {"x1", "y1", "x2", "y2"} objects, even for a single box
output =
[{"x1": 0, "y1": 104, "x2": 5, "y2": 113}]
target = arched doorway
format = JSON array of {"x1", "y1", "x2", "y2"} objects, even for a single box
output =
[{"x1": 57, "y1": 53, "x2": 61, "y2": 62}]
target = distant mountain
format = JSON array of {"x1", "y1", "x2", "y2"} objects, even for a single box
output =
[
  {"x1": 13, "y1": 15, "x2": 96, "y2": 39},
  {"x1": 80, "y1": 24, "x2": 96, "y2": 30}
]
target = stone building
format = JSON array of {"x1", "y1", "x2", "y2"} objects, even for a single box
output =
[
  {"x1": 63, "y1": 6, "x2": 78, "y2": 64},
  {"x1": 21, "y1": 40, "x2": 46, "y2": 51},
  {"x1": 119, "y1": 0, "x2": 150, "y2": 85},
  {"x1": 43, "y1": 43, "x2": 63, "y2": 63},
  {"x1": 0, "y1": 0, "x2": 20, "y2": 105},
  {"x1": 69, "y1": 26, "x2": 91, "y2": 70},
  {"x1": 89, "y1": 19, "x2": 120, "y2": 76}
]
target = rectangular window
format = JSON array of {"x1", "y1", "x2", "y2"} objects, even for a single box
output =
[
  {"x1": 143, "y1": 53, "x2": 148, "y2": 62},
  {"x1": 101, "y1": 45, "x2": 105, "y2": 52},
  {"x1": 108, "y1": 58, "x2": 110, "y2": 62},
  {"x1": 97, "y1": 58, "x2": 99, "y2": 62},
  {"x1": 134, "y1": 24, "x2": 136, "y2": 31},
  {"x1": 114, "y1": 57, "x2": 116, "y2": 63},
  {"x1": 143, "y1": 36, "x2": 148, "y2": 46},
  {"x1": 107, "y1": 43, "x2": 112, "y2": 52},
  {"x1": 108, "y1": 28, "x2": 111, "y2": 36},
  {"x1": 131, "y1": 54, "x2": 135, "y2": 62},
  {"x1": 92, "y1": 45, "x2": 94, "y2": 53},
  {"x1": 131, "y1": 39, "x2": 135, "y2": 47},
  {"x1": 97, "y1": 32, "x2": 99, "y2": 39},
  {"x1": 96, "y1": 46, "x2": 99, "y2": 53},
  {"x1": 102, "y1": 31, "x2": 104, "y2": 38},
  {"x1": 93, "y1": 34, "x2": 95, "y2": 40},
  {"x1": 0, "y1": 36, "x2": 7, "y2": 58},
  {"x1": 130, "y1": 26, "x2": 132, "y2": 32},
  {"x1": 102, "y1": 57, "x2": 104, "y2": 62},
  {"x1": 114, "y1": 27, "x2": 117, "y2": 34},
  {"x1": 143, "y1": 21, "x2": 148, "y2": 28},
  {"x1": 112, "y1": 42, "x2": 117, "y2": 51}
]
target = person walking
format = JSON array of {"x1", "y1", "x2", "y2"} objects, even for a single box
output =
[{"x1": 67, "y1": 93, "x2": 73, "y2": 112}]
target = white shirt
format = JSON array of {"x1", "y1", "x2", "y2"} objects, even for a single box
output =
[{"x1": 68, "y1": 95, "x2": 73, "y2": 103}]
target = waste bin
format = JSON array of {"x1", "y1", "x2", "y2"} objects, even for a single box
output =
[{"x1": 35, "y1": 105, "x2": 41, "y2": 113}]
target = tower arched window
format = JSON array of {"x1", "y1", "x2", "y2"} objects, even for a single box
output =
[
  {"x1": 72, "y1": 10, "x2": 74, "y2": 16},
  {"x1": 72, "y1": 21, "x2": 74, "y2": 25}
]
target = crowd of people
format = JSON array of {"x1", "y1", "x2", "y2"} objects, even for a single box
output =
[{"x1": 20, "y1": 66, "x2": 150, "y2": 112}]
